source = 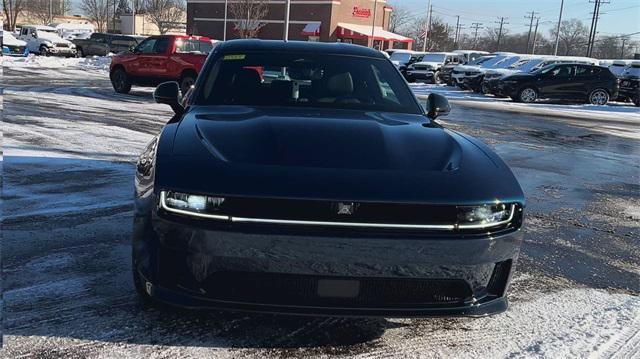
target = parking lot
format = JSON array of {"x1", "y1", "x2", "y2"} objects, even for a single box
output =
[{"x1": 1, "y1": 59, "x2": 639, "y2": 358}]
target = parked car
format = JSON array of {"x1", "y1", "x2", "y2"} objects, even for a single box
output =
[
  {"x1": 451, "y1": 53, "x2": 512, "y2": 89},
  {"x1": 74, "y1": 33, "x2": 143, "y2": 57},
  {"x1": 482, "y1": 56, "x2": 551, "y2": 95},
  {"x1": 406, "y1": 52, "x2": 464, "y2": 83},
  {"x1": 134, "y1": 40, "x2": 525, "y2": 317},
  {"x1": 51, "y1": 22, "x2": 95, "y2": 41},
  {"x1": 18, "y1": 25, "x2": 77, "y2": 57},
  {"x1": 618, "y1": 60, "x2": 640, "y2": 107},
  {"x1": 464, "y1": 54, "x2": 531, "y2": 92},
  {"x1": 498, "y1": 63, "x2": 619, "y2": 105},
  {"x1": 2, "y1": 30, "x2": 29, "y2": 57},
  {"x1": 609, "y1": 60, "x2": 632, "y2": 78},
  {"x1": 109, "y1": 35, "x2": 213, "y2": 95},
  {"x1": 452, "y1": 50, "x2": 490, "y2": 63},
  {"x1": 389, "y1": 50, "x2": 426, "y2": 79}
]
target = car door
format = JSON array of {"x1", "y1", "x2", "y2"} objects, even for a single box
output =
[
  {"x1": 146, "y1": 37, "x2": 171, "y2": 78},
  {"x1": 574, "y1": 65, "x2": 601, "y2": 98},
  {"x1": 87, "y1": 33, "x2": 108, "y2": 56},
  {"x1": 129, "y1": 37, "x2": 158, "y2": 78},
  {"x1": 537, "y1": 64, "x2": 575, "y2": 99}
]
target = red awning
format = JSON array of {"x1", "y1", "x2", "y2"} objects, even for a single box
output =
[
  {"x1": 336, "y1": 22, "x2": 413, "y2": 43},
  {"x1": 301, "y1": 23, "x2": 321, "y2": 36}
]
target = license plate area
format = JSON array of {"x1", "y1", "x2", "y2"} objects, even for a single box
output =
[{"x1": 317, "y1": 279, "x2": 360, "y2": 298}]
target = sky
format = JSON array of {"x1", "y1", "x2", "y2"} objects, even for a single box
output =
[{"x1": 391, "y1": 0, "x2": 640, "y2": 41}]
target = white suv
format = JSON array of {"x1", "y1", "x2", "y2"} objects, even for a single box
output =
[{"x1": 18, "y1": 25, "x2": 77, "y2": 57}]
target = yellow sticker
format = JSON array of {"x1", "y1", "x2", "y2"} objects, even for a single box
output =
[{"x1": 224, "y1": 54, "x2": 246, "y2": 60}]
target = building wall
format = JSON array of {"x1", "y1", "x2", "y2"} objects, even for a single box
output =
[{"x1": 187, "y1": 0, "x2": 392, "y2": 44}]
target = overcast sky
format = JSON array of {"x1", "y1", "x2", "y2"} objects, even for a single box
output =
[{"x1": 391, "y1": 0, "x2": 640, "y2": 41}]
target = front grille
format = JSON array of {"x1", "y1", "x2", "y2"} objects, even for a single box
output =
[
  {"x1": 215, "y1": 197, "x2": 457, "y2": 225},
  {"x1": 55, "y1": 43, "x2": 69, "y2": 48},
  {"x1": 201, "y1": 272, "x2": 473, "y2": 307},
  {"x1": 453, "y1": 70, "x2": 461, "y2": 74}
]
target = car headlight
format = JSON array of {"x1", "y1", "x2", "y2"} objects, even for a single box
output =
[
  {"x1": 160, "y1": 191, "x2": 228, "y2": 220},
  {"x1": 457, "y1": 203, "x2": 516, "y2": 229}
]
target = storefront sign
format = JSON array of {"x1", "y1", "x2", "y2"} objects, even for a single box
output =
[{"x1": 352, "y1": 6, "x2": 371, "y2": 18}]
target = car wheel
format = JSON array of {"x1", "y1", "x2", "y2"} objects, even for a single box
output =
[
  {"x1": 39, "y1": 45, "x2": 50, "y2": 56},
  {"x1": 518, "y1": 87, "x2": 538, "y2": 103},
  {"x1": 77, "y1": 48, "x2": 84, "y2": 57},
  {"x1": 433, "y1": 71, "x2": 442, "y2": 84},
  {"x1": 481, "y1": 82, "x2": 491, "y2": 95},
  {"x1": 589, "y1": 88, "x2": 610, "y2": 106},
  {"x1": 111, "y1": 68, "x2": 132, "y2": 94},
  {"x1": 180, "y1": 75, "x2": 196, "y2": 95}
]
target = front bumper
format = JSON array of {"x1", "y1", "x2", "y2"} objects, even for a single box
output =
[
  {"x1": 406, "y1": 70, "x2": 435, "y2": 81},
  {"x1": 618, "y1": 80, "x2": 639, "y2": 99},
  {"x1": 133, "y1": 202, "x2": 523, "y2": 317},
  {"x1": 47, "y1": 46, "x2": 77, "y2": 56}
]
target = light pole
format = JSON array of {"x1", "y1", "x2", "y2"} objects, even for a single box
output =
[
  {"x1": 223, "y1": 0, "x2": 228, "y2": 41},
  {"x1": 370, "y1": 0, "x2": 378, "y2": 48},
  {"x1": 553, "y1": 0, "x2": 564, "y2": 56},
  {"x1": 423, "y1": 0, "x2": 432, "y2": 52},
  {"x1": 284, "y1": 0, "x2": 291, "y2": 41}
]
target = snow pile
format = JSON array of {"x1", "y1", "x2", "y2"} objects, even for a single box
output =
[{"x1": 3, "y1": 54, "x2": 112, "y2": 73}]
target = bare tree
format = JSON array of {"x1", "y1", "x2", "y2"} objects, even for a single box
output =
[
  {"x1": 228, "y1": 0, "x2": 268, "y2": 39},
  {"x1": 23, "y1": 0, "x2": 70, "y2": 25},
  {"x1": 549, "y1": 18, "x2": 588, "y2": 56},
  {"x1": 80, "y1": 0, "x2": 112, "y2": 32},
  {"x1": 388, "y1": 5, "x2": 412, "y2": 34},
  {"x1": 143, "y1": 0, "x2": 185, "y2": 34},
  {"x1": 2, "y1": 0, "x2": 25, "y2": 31}
]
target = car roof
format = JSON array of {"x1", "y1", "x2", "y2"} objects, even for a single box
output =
[
  {"x1": 23, "y1": 25, "x2": 57, "y2": 30},
  {"x1": 453, "y1": 50, "x2": 489, "y2": 54},
  {"x1": 217, "y1": 39, "x2": 386, "y2": 59}
]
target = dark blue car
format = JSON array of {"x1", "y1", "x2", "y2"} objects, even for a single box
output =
[{"x1": 133, "y1": 40, "x2": 525, "y2": 317}]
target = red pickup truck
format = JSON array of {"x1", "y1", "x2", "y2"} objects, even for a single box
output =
[{"x1": 109, "y1": 35, "x2": 213, "y2": 94}]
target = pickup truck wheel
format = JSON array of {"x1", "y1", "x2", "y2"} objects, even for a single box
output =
[
  {"x1": 39, "y1": 45, "x2": 50, "y2": 57},
  {"x1": 180, "y1": 75, "x2": 196, "y2": 95},
  {"x1": 111, "y1": 68, "x2": 132, "y2": 94}
]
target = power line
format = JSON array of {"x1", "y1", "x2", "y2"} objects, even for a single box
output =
[{"x1": 587, "y1": 0, "x2": 610, "y2": 57}]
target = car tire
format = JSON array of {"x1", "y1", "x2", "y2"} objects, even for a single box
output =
[
  {"x1": 111, "y1": 68, "x2": 132, "y2": 94},
  {"x1": 589, "y1": 88, "x2": 610, "y2": 106},
  {"x1": 77, "y1": 48, "x2": 84, "y2": 57},
  {"x1": 433, "y1": 71, "x2": 442, "y2": 84},
  {"x1": 180, "y1": 75, "x2": 196, "y2": 95},
  {"x1": 481, "y1": 82, "x2": 491, "y2": 95},
  {"x1": 39, "y1": 45, "x2": 50, "y2": 57},
  {"x1": 517, "y1": 87, "x2": 538, "y2": 103}
]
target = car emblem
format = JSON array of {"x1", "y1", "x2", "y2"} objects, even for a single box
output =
[{"x1": 335, "y1": 202, "x2": 358, "y2": 215}]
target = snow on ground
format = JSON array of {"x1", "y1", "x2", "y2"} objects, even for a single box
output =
[{"x1": 2, "y1": 53, "x2": 112, "y2": 73}]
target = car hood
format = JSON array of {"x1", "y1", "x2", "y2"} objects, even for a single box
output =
[
  {"x1": 38, "y1": 32, "x2": 69, "y2": 43},
  {"x1": 156, "y1": 106, "x2": 524, "y2": 204},
  {"x1": 3, "y1": 34, "x2": 26, "y2": 46},
  {"x1": 503, "y1": 72, "x2": 536, "y2": 81}
]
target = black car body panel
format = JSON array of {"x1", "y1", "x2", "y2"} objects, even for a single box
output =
[
  {"x1": 133, "y1": 40, "x2": 525, "y2": 317},
  {"x1": 618, "y1": 74, "x2": 640, "y2": 105},
  {"x1": 498, "y1": 64, "x2": 619, "y2": 101}
]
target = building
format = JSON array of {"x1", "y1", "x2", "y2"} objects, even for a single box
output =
[
  {"x1": 119, "y1": 13, "x2": 187, "y2": 36},
  {"x1": 187, "y1": 0, "x2": 413, "y2": 50}
]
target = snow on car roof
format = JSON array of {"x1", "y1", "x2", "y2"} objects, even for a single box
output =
[{"x1": 23, "y1": 25, "x2": 57, "y2": 31}]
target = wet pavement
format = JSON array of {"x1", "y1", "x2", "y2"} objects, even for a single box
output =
[{"x1": 1, "y1": 66, "x2": 639, "y2": 358}]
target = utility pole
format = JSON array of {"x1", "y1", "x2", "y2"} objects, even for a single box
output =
[
  {"x1": 621, "y1": 37, "x2": 627, "y2": 58},
  {"x1": 223, "y1": 0, "x2": 228, "y2": 40},
  {"x1": 422, "y1": 0, "x2": 432, "y2": 52},
  {"x1": 587, "y1": 0, "x2": 599, "y2": 56},
  {"x1": 553, "y1": 0, "x2": 565, "y2": 55},
  {"x1": 588, "y1": 0, "x2": 609, "y2": 57},
  {"x1": 471, "y1": 22, "x2": 483, "y2": 48},
  {"x1": 284, "y1": 0, "x2": 291, "y2": 41},
  {"x1": 495, "y1": 17, "x2": 508, "y2": 51},
  {"x1": 454, "y1": 15, "x2": 460, "y2": 45},
  {"x1": 49, "y1": 0, "x2": 52, "y2": 23},
  {"x1": 531, "y1": 17, "x2": 540, "y2": 54},
  {"x1": 370, "y1": 0, "x2": 378, "y2": 48},
  {"x1": 525, "y1": 11, "x2": 539, "y2": 54}
]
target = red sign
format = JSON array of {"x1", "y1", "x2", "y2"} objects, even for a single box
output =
[{"x1": 352, "y1": 6, "x2": 371, "y2": 18}]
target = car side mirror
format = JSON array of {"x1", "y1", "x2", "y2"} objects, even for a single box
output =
[
  {"x1": 424, "y1": 93, "x2": 451, "y2": 120},
  {"x1": 154, "y1": 81, "x2": 184, "y2": 115}
]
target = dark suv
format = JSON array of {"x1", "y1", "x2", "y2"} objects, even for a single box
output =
[
  {"x1": 73, "y1": 33, "x2": 144, "y2": 57},
  {"x1": 498, "y1": 63, "x2": 619, "y2": 105},
  {"x1": 618, "y1": 62, "x2": 640, "y2": 107}
]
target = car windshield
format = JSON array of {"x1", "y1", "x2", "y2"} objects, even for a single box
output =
[
  {"x1": 390, "y1": 52, "x2": 412, "y2": 63},
  {"x1": 197, "y1": 51, "x2": 421, "y2": 114},
  {"x1": 467, "y1": 56, "x2": 494, "y2": 66},
  {"x1": 512, "y1": 59, "x2": 545, "y2": 71},
  {"x1": 421, "y1": 54, "x2": 446, "y2": 63},
  {"x1": 492, "y1": 56, "x2": 522, "y2": 69},
  {"x1": 479, "y1": 56, "x2": 507, "y2": 68}
]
